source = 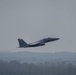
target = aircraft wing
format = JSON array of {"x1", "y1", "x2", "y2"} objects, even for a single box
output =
[{"x1": 29, "y1": 40, "x2": 45, "y2": 46}]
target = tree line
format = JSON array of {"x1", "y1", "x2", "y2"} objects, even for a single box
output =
[{"x1": 0, "y1": 60, "x2": 76, "y2": 75}]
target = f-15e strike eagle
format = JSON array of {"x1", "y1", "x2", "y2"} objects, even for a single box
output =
[{"x1": 18, "y1": 37, "x2": 59, "y2": 48}]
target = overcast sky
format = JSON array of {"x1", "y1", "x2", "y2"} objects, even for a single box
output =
[{"x1": 0, "y1": 0, "x2": 76, "y2": 52}]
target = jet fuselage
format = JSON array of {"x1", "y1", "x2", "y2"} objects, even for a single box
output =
[{"x1": 18, "y1": 37, "x2": 59, "y2": 48}]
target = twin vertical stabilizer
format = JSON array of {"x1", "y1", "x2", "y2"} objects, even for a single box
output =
[{"x1": 18, "y1": 39, "x2": 28, "y2": 48}]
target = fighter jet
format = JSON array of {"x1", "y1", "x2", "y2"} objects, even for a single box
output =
[{"x1": 18, "y1": 37, "x2": 59, "y2": 48}]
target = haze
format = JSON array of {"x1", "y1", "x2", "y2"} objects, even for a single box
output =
[{"x1": 0, "y1": 0, "x2": 76, "y2": 52}]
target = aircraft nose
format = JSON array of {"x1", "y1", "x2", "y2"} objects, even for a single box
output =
[
  {"x1": 54, "y1": 38, "x2": 60, "y2": 40},
  {"x1": 51, "y1": 38, "x2": 60, "y2": 41}
]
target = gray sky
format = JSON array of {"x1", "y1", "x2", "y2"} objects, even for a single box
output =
[{"x1": 0, "y1": 0, "x2": 76, "y2": 52}]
